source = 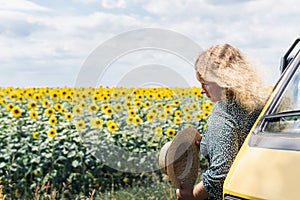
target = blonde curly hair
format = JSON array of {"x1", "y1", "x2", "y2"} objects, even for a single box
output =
[{"x1": 195, "y1": 44, "x2": 269, "y2": 113}]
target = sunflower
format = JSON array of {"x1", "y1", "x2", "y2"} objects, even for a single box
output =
[
  {"x1": 146, "y1": 113, "x2": 156, "y2": 122},
  {"x1": 133, "y1": 116, "x2": 143, "y2": 125},
  {"x1": 166, "y1": 128, "x2": 176, "y2": 138},
  {"x1": 126, "y1": 116, "x2": 134, "y2": 124},
  {"x1": 127, "y1": 109, "x2": 136, "y2": 117},
  {"x1": 47, "y1": 128, "x2": 57, "y2": 138},
  {"x1": 120, "y1": 90, "x2": 126, "y2": 96},
  {"x1": 195, "y1": 113, "x2": 203, "y2": 121},
  {"x1": 195, "y1": 93, "x2": 202, "y2": 98},
  {"x1": 135, "y1": 94, "x2": 143, "y2": 100},
  {"x1": 203, "y1": 103, "x2": 213, "y2": 111},
  {"x1": 155, "y1": 103, "x2": 163, "y2": 109},
  {"x1": 42, "y1": 99, "x2": 50, "y2": 107},
  {"x1": 183, "y1": 106, "x2": 190, "y2": 113},
  {"x1": 59, "y1": 107, "x2": 66, "y2": 113},
  {"x1": 0, "y1": 99, "x2": 6, "y2": 105},
  {"x1": 100, "y1": 94, "x2": 109, "y2": 101},
  {"x1": 6, "y1": 103, "x2": 14, "y2": 111},
  {"x1": 194, "y1": 90, "x2": 200, "y2": 97},
  {"x1": 32, "y1": 131, "x2": 39, "y2": 139},
  {"x1": 17, "y1": 95, "x2": 24, "y2": 102},
  {"x1": 190, "y1": 103, "x2": 199, "y2": 111},
  {"x1": 32, "y1": 93, "x2": 40, "y2": 101},
  {"x1": 199, "y1": 104, "x2": 204, "y2": 110},
  {"x1": 28, "y1": 101, "x2": 37, "y2": 109},
  {"x1": 111, "y1": 91, "x2": 119, "y2": 99},
  {"x1": 29, "y1": 110, "x2": 38, "y2": 119},
  {"x1": 11, "y1": 106, "x2": 22, "y2": 118},
  {"x1": 49, "y1": 91, "x2": 59, "y2": 100},
  {"x1": 164, "y1": 104, "x2": 171, "y2": 110},
  {"x1": 104, "y1": 107, "x2": 113, "y2": 116},
  {"x1": 132, "y1": 90, "x2": 138, "y2": 95},
  {"x1": 54, "y1": 103, "x2": 62, "y2": 111},
  {"x1": 75, "y1": 120, "x2": 86, "y2": 130},
  {"x1": 106, "y1": 120, "x2": 118, "y2": 132},
  {"x1": 184, "y1": 113, "x2": 193, "y2": 122},
  {"x1": 146, "y1": 92, "x2": 154, "y2": 100},
  {"x1": 81, "y1": 93, "x2": 87, "y2": 100},
  {"x1": 9, "y1": 93, "x2": 16, "y2": 100},
  {"x1": 106, "y1": 119, "x2": 114, "y2": 126},
  {"x1": 158, "y1": 112, "x2": 166, "y2": 120},
  {"x1": 44, "y1": 108, "x2": 55, "y2": 117},
  {"x1": 174, "y1": 110, "x2": 182, "y2": 117},
  {"x1": 113, "y1": 103, "x2": 123, "y2": 112},
  {"x1": 124, "y1": 100, "x2": 132, "y2": 109},
  {"x1": 64, "y1": 112, "x2": 73, "y2": 121},
  {"x1": 149, "y1": 108, "x2": 158, "y2": 115},
  {"x1": 79, "y1": 101, "x2": 87, "y2": 108},
  {"x1": 60, "y1": 89, "x2": 67, "y2": 98},
  {"x1": 101, "y1": 103, "x2": 110, "y2": 111},
  {"x1": 24, "y1": 90, "x2": 32, "y2": 99},
  {"x1": 49, "y1": 116, "x2": 57, "y2": 126},
  {"x1": 143, "y1": 101, "x2": 151, "y2": 108},
  {"x1": 164, "y1": 108, "x2": 172, "y2": 115},
  {"x1": 72, "y1": 105, "x2": 83, "y2": 115},
  {"x1": 90, "y1": 118, "x2": 103, "y2": 128},
  {"x1": 134, "y1": 100, "x2": 142, "y2": 108},
  {"x1": 202, "y1": 110, "x2": 210, "y2": 119},
  {"x1": 186, "y1": 123, "x2": 193, "y2": 128},
  {"x1": 155, "y1": 93, "x2": 162, "y2": 99},
  {"x1": 73, "y1": 91, "x2": 81, "y2": 100},
  {"x1": 88, "y1": 103, "x2": 99, "y2": 113},
  {"x1": 66, "y1": 94, "x2": 72, "y2": 102},
  {"x1": 93, "y1": 94, "x2": 100, "y2": 102},
  {"x1": 154, "y1": 126, "x2": 163, "y2": 136},
  {"x1": 172, "y1": 99, "x2": 180, "y2": 106},
  {"x1": 173, "y1": 116, "x2": 182, "y2": 124}
]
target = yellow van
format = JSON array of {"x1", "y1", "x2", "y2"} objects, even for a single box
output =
[{"x1": 223, "y1": 38, "x2": 300, "y2": 200}]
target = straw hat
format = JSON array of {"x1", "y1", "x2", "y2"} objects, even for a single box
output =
[{"x1": 159, "y1": 127, "x2": 201, "y2": 189}]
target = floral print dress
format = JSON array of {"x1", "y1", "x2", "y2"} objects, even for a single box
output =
[{"x1": 200, "y1": 99, "x2": 262, "y2": 200}]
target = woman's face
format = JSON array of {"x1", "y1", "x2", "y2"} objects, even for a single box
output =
[{"x1": 195, "y1": 71, "x2": 223, "y2": 102}]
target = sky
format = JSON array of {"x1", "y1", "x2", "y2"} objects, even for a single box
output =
[{"x1": 0, "y1": 0, "x2": 299, "y2": 88}]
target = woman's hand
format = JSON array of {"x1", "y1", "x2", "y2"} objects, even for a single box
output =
[
  {"x1": 176, "y1": 182, "x2": 197, "y2": 200},
  {"x1": 176, "y1": 187, "x2": 198, "y2": 200},
  {"x1": 196, "y1": 134, "x2": 202, "y2": 147},
  {"x1": 176, "y1": 181, "x2": 210, "y2": 200}
]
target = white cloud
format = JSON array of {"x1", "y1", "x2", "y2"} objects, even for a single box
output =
[
  {"x1": 72, "y1": 0, "x2": 99, "y2": 3},
  {"x1": 121, "y1": 0, "x2": 298, "y2": 86},
  {"x1": 0, "y1": 0, "x2": 299, "y2": 87},
  {"x1": 0, "y1": 0, "x2": 51, "y2": 12},
  {"x1": 101, "y1": 0, "x2": 127, "y2": 9},
  {"x1": 0, "y1": 2, "x2": 148, "y2": 87}
]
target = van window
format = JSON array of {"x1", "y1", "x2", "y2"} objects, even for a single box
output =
[{"x1": 264, "y1": 61, "x2": 300, "y2": 134}]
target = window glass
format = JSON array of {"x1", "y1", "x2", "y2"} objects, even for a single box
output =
[{"x1": 264, "y1": 62, "x2": 300, "y2": 133}]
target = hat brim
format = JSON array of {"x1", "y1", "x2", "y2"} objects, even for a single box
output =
[
  {"x1": 158, "y1": 141, "x2": 171, "y2": 175},
  {"x1": 166, "y1": 127, "x2": 201, "y2": 189}
]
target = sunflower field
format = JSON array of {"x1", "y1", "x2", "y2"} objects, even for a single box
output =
[{"x1": 0, "y1": 86, "x2": 212, "y2": 199}]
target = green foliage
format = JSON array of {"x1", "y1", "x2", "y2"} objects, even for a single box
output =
[{"x1": 0, "y1": 87, "x2": 211, "y2": 199}]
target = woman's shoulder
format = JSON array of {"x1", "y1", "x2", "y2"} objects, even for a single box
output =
[
  {"x1": 212, "y1": 99, "x2": 259, "y2": 122},
  {"x1": 207, "y1": 100, "x2": 236, "y2": 125},
  {"x1": 212, "y1": 99, "x2": 242, "y2": 115}
]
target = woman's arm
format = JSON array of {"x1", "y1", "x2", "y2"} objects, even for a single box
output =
[
  {"x1": 193, "y1": 181, "x2": 210, "y2": 199},
  {"x1": 176, "y1": 181, "x2": 210, "y2": 200}
]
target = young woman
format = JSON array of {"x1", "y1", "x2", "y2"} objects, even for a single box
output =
[{"x1": 176, "y1": 44, "x2": 269, "y2": 200}]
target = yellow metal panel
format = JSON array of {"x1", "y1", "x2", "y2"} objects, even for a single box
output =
[{"x1": 224, "y1": 144, "x2": 300, "y2": 200}]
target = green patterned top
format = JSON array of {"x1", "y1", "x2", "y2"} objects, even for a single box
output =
[{"x1": 200, "y1": 99, "x2": 262, "y2": 200}]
